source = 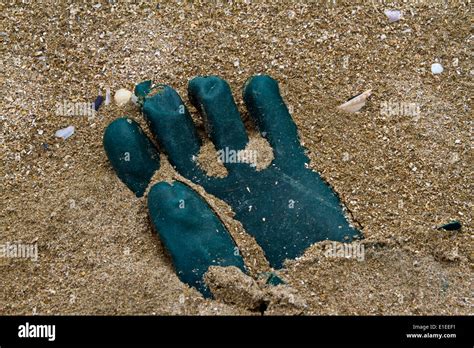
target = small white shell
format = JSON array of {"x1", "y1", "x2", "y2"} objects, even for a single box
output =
[
  {"x1": 431, "y1": 63, "x2": 444, "y2": 74},
  {"x1": 55, "y1": 126, "x2": 75, "y2": 139},
  {"x1": 105, "y1": 87, "x2": 111, "y2": 105},
  {"x1": 338, "y1": 90, "x2": 372, "y2": 113},
  {"x1": 114, "y1": 88, "x2": 132, "y2": 106},
  {"x1": 384, "y1": 9, "x2": 401, "y2": 22}
]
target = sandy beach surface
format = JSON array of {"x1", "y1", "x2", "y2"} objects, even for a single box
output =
[{"x1": 1, "y1": 0, "x2": 472, "y2": 315}]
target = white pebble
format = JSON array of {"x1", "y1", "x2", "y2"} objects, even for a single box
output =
[
  {"x1": 384, "y1": 9, "x2": 401, "y2": 22},
  {"x1": 431, "y1": 63, "x2": 444, "y2": 74},
  {"x1": 55, "y1": 126, "x2": 74, "y2": 140},
  {"x1": 380, "y1": 34, "x2": 387, "y2": 40},
  {"x1": 114, "y1": 88, "x2": 132, "y2": 106}
]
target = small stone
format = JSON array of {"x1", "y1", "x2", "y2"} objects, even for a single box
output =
[
  {"x1": 37, "y1": 129, "x2": 43, "y2": 135},
  {"x1": 380, "y1": 34, "x2": 387, "y2": 40},
  {"x1": 384, "y1": 9, "x2": 401, "y2": 22},
  {"x1": 431, "y1": 63, "x2": 444, "y2": 74},
  {"x1": 450, "y1": 152, "x2": 459, "y2": 163}
]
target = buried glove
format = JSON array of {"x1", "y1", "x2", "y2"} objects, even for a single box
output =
[{"x1": 104, "y1": 75, "x2": 363, "y2": 275}]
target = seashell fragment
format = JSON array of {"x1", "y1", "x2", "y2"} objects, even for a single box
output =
[
  {"x1": 114, "y1": 88, "x2": 132, "y2": 106},
  {"x1": 105, "y1": 87, "x2": 111, "y2": 105},
  {"x1": 337, "y1": 89, "x2": 372, "y2": 113},
  {"x1": 55, "y1": 125, "x2": 75, "y2": 139}
]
